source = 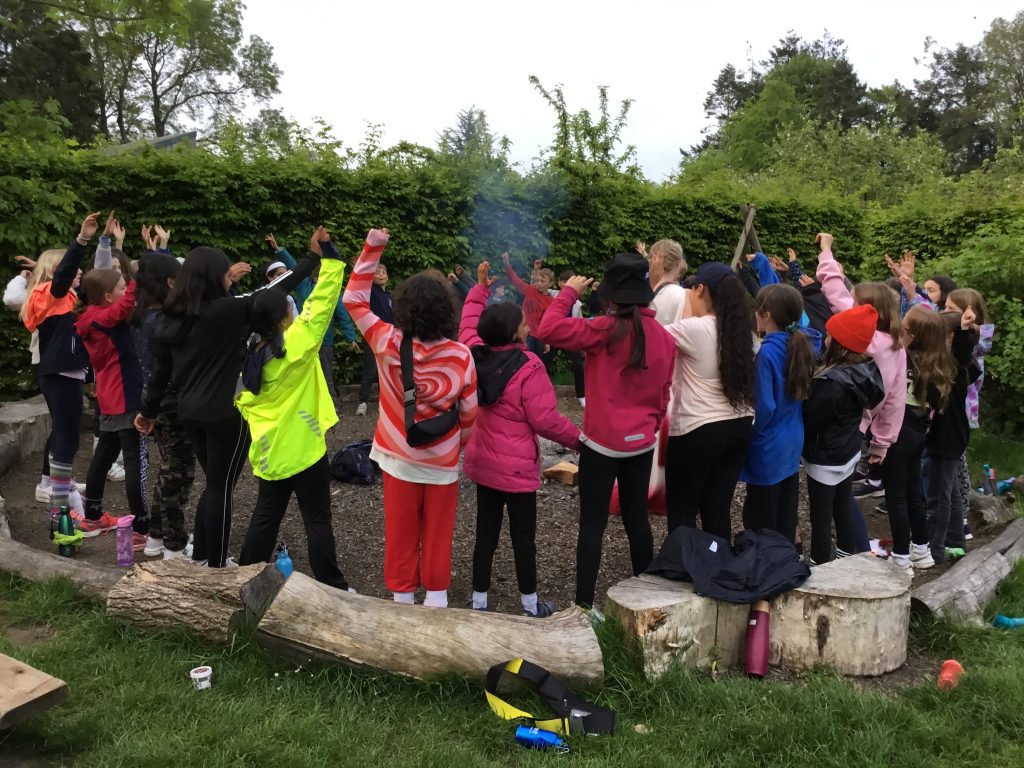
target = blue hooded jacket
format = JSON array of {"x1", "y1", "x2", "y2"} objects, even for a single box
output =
[{"x1": 740, "y1": 328, "x2": 822, "y2": 486}]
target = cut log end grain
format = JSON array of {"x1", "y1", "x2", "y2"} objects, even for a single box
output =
[{"x1": 542, "y1": 461, "x2": 579, "y2": 486}]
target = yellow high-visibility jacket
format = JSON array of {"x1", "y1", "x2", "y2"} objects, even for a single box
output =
[{"x1": 236, "y1": 257, "x2": 344, "y2": 480}]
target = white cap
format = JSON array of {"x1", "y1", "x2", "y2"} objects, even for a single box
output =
[{"x1": 265, "y1": 261, "x2": 286, "y2": 276}]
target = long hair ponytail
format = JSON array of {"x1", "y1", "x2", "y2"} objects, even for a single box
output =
[
  {"x1": 755, "y1": 284, "x2": 813, "y2": 401},
  {"x1": 707, "y1": 273, "x2": 756, "y2": 408},
  {"x1": 608, "y1": 304, "x2": 647, "y2": 369}
]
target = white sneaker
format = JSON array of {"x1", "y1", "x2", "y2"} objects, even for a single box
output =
[
  {"x1": 910, "y1": 543, "x2": 935, "y2": 570},
  {"x1": 68, "y1": 488, "x2": 84, "y2": 515},
  {"x1": 35, "y1": 481, "x2": 52, "y2": 503},
  {"x1": 891, "y1": 553, "x2": 912, "y2": 571},
  {"x1": 144, "y1": 537, "x2": 164, "y2": 557},
  {"x1": 107, "y1": 463, "x2": 126, "y2": 482},
  {"x1": 355, "y1": 402, "x2": 367, "y2": 416},
  {"x1": 578, "y1": 397, "x2": 586, "y2": 408}
]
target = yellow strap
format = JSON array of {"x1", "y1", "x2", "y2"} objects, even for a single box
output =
[{"x1": 485, "y1": 690, "x2": 569, "y2": 736}]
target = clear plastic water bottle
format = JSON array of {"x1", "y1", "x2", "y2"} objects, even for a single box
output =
[
  {"x1": 116, "y1": 515, "x2": 135, "y2": 567},
  {"x1": 95, "y1": 235, "x2": 113, "y2": 270},
  {"x1": 275, "y1": 543, "x2": 293, "y2": 578}
]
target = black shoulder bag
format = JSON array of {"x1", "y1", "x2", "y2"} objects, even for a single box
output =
[{"x1": 401, "y1": 335, "x2": 460, "y2": 447}]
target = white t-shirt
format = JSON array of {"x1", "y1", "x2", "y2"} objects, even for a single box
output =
[
  {"x1": 663, "y1": 314, "x2": 753, "y2": 437},
  {"x1": 651, "y1": 282, "x2": 686, "y2": 326}
]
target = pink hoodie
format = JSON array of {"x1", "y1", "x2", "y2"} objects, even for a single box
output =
[
  {"x1": 816, "y1": 250, "x2": 906, "y2": 460},
  {"x1": 538, "y1": 286, "x2": 675, "y2": 455},
  {"x1": 459, "y1": 284, "x2": 581, "y2": 493}
]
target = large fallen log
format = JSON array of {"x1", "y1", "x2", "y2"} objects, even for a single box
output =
[
  {"x1": 106, "y1": 560, "x2": 267, "y2": 643},
  {"x1": 605, "y1": 574, "x2": 748, "y2": 679},
  {"x1": 771, "y1": 555, "x2": 911, "y2": 676},
  {"x1": 0, "y1": 537, "x2": 124, "y2": 600},
  {"x1": 254, "y1": 571, "x2": 604, "y2": 687},
  {"x1": 0, "y1": 653, "x2": 68, "y2": 729},
  {"x1": 912, "y1": 517, "x2": 1024, "y2": 622}
]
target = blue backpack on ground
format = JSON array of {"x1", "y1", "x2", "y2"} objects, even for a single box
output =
[{"x1": 330, "y1": 439, "x2": 378, "y2": 485}]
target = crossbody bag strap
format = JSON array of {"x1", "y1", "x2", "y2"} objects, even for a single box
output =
[{"x1": 400, "y1": 334, "x2": 417, "y2": 434}]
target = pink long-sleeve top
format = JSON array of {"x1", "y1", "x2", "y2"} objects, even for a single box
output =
[{"x1": 816, "y1": 249, "x2": 906, "y2": 460}]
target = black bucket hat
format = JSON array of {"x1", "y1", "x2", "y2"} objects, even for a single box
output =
[{"x1": 597, "y1": 252, "x2": 655, "y2": 306}]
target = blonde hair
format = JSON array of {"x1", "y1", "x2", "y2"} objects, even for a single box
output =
[
  {"x1": 651, "y1": 239, "x2": 687, "y2": 277},
  {"x1": 19, "y1": 249, "x2": 64, "y2": 322},
  {"x1": 947, "y1": 288, "x2": 988, "y2": 326},
  {"x1": 853, "y1": 282, "x2": 903, "y2": 348}
]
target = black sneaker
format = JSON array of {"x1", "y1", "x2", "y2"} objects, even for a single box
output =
[
  {"x1": 874, "y1": 500, "x2": 888, "y2": 515},
  {"x1": 853, "y1": 479, "x2": 885, "y2": 499},
  {"x1": 964, "y1": 522, "x2": 974, "y2": 541},
  {"x1": 524, "y1": 601, "x2": 556, "y2": 618}
]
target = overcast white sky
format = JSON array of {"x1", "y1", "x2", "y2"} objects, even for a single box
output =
[{"x1": 242, "y1": 0, "x2": 1023, "y2": 181}]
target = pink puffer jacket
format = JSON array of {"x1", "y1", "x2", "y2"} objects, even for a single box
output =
[{"x1": 460, "y1": 285, "x2": 581, "y2": 493}]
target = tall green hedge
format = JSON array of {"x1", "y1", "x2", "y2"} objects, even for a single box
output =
[{"x1": 3, "y1": 144, "x2": 1023, "y2": 430}]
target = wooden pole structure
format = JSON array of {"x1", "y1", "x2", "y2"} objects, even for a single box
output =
[{"x1": 731, "y1": 205, "x2": 762, "y2": 271}]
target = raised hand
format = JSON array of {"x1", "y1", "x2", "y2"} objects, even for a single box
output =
[
  {"x1": 366, "y1": 228, "x2": 389, "y2": 247},
  {"x1": 501, "y1": 251, "x2": 511, "y2": 267},
  {"x1": 309, "y1": 225, "x2": 327, "y2": 256},
  {"x1": 565, "y1": 274, "x2": 593, "y2": 294},
  {"x1": 961, "y1": 306, "x2": 976, "y2": 331},
  {"x1": 786, "y1": 247, "x2": 798, "y2": 262},
  {"x1": 533, "y1": 258, "x2": 544, "y2": 270},
  {"x1": 745, "y1": 252, "x2": 757, "y2": 262},
  {"x1": 227, "y1": 262, "x2": 252, "y2": 283},
  {"x1": 102, "y1": 210, "x2": 117, "y2": 237},
  {"x1": 15, "y1": 255, "x2": 36, "y2": 270},
  {"x1": 265, "y1": 233, "x2": 279, "y2": 252},
  {"x1": 884, "y1": 254, "x2": 915, "y2": 293},
  {"x1": 111, "y1": 218, "x2": 125, "y2": 249},
  {"x1": 815, "y1": 232, "x2": 833, "y2": 252},
  {"x1": 768, "y1": 255, "x2": 789, "y2": 271},
  {"x1": 79, "y1": 211, "x2": 102, "y2": 241},
  {"x1": 899, "y1": 250, "x2": 916, "y2": 280},
  {"x1": 154, "y1": 224, "x2": 170, "y2": 249},
  {"x1": 140, "y1": 224, "x2": 155, "y2": 250},
  {"x1": 636, "y1": 241, "x2": 648, "y2": 258},
  {"x1": 477, "y1": 261, "x2": 498, "y2": 288}
]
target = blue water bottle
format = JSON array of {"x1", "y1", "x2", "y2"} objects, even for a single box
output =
[
  {"x1": 515, "y1": 725, "x2": 567, "y2": 752},
  {"x1": 993, "y1": 614, "x2": 1024, "y2": 629},
  {"x1": 275, "y1": 544, "x2": 293, "y2": 578}
]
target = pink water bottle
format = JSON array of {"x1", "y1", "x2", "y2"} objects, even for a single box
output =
[
  {"x1": 116, "y1": 515, "x2": 135, "y2": 567},
  {"x1": 745, "y1": 600, "x2": 771, "y2": 678}
]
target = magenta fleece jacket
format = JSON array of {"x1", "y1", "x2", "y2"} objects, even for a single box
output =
[
  {"x1": 537, "y1": 286, "x2": 674, "y2": 455},
  {"x1": 459, "y1": 284, "x2": 581, "y2": 493}
]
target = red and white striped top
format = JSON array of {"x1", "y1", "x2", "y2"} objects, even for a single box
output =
[{"x1": 343, "y1": 233, "x2": 478, "y2": 485}]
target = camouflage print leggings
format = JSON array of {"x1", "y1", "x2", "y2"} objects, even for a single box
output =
[{"x1": 149, "y1": 410, "x2": 196, "y2": 552}]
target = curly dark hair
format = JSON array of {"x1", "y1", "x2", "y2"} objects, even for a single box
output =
[
  {"x1": 393, "y1": 272, "x2": 459, "y2": 341},
  {"x1": 708, "y1": 272, "x2": 756, "y2": 409}
]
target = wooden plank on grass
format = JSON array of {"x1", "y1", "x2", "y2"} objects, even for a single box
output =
[{"x1": 0, "y1": 653, "x2": 68, "y2": 729}]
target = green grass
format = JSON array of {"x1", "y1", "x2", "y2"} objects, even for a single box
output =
[
  {"x1": 3, "y1": 567, "x2": 1024, "y2": 767},
  {"x1": 969, "y1": 431, "x2": 1024, "y2": 490}
]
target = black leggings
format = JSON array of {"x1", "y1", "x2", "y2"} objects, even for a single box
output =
[
  {"x1": 472, "y1": 484, "x2": 538, "y2": 595},
  {"x1": 665, "y1": 417, "x2": 753, "y2": 540},
  {"x1": 38, "y1": 373, "x2": 83, "y2": 465},
  {"x1": 85, "y1": 428, "x2": 150, "y2": 535},
  {"x1": 880, "y1": 425, "x2": 928, "y2": 556},
  {"x1": 576, "y1": 445, "x2": 654, "y2": 608},
  {"x1": 806, "y1": 475, "x2": 857, "y2": 564},
  {"x1": 184, "y1": 412, "x2": 251, "y2": 567},
  {"x1": 743, "y1": 472, "x2": 799, "y2": 543},
  {"x1": 357, "y1": 341, "x2": 378, "y2": 403},
  {"x1": 239, "y1": 454, "x2": 348, "y2": 590}
]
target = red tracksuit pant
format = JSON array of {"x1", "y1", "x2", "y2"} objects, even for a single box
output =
[{"x1": 382, "y1": 473, "x2": 459, "y2": 593}]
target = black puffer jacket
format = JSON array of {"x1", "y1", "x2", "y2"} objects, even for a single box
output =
[{"x1": 802, "y1": 361, "x2": 884, "y2": 466}]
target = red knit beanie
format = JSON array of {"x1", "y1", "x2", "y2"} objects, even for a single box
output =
[{"x1": 825, "y1": 304, "x2": 878, "y2": 354}]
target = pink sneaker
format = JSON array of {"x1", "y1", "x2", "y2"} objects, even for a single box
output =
[{"x1": 78, "y1": 513, "x2": 120, "y2": 538}]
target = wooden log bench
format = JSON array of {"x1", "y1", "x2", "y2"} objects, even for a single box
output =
[
  {"x1": 607, "y1": 554, "x2": 912, "y2": 679},
  {"x1": 0, "y1": 653, "x2": 68, "y2": 728},
  {"x1": 253, "y1": 571, "x2": 605, "y2": 687}
]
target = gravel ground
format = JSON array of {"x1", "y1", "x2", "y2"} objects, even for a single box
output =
[{"x1": 1, "y1": 397, "x2": 990, "y2": 612}]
